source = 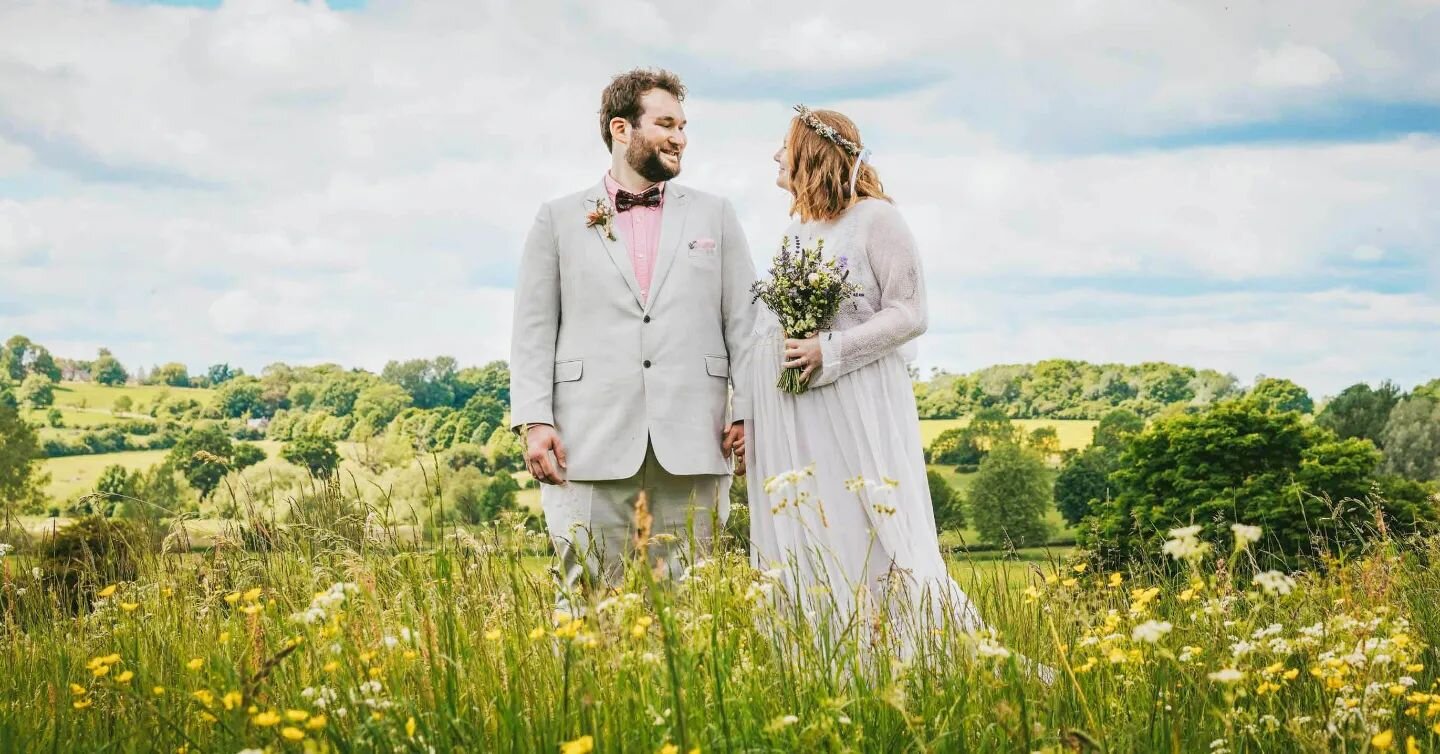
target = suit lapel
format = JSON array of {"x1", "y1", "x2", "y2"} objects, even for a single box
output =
[
  {"x1": 584, "y1": 181, "x2": 645, "y2": 310},
  {"x1": 644, "y1": 185, "x2": 689, "y2": 314}
]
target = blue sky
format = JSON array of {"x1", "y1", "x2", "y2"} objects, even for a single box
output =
[{"x1": 0, "y1": 0, "x2": 1437, "y2": 397}]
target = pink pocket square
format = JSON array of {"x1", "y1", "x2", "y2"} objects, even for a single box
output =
[{"x1": 688, "y1": 238, "x2": 716, "y2": 251}]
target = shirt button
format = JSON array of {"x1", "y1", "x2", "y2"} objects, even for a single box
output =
[
  {"x1": 643, "y1": 315, "x2": 651, "y2": 323},
  {"x1": 643, "y1": 360, "x2": 652, "y2": 368}
]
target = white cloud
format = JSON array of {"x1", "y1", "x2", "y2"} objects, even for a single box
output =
[
  {"x1": 1255, "y1": 44, "x2": 1343, "y2": 88},
  {"x1": 0, "y1": 0, "x2": 1435, "y2": 398}
]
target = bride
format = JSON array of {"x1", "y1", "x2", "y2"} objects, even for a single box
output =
[{"x1": 742, "y1": 105, "x2": 1002, "y2": 658}]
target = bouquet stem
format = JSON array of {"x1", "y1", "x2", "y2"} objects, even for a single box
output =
[{"x1": 777, "y1": 367, "x2": 810, "y2": 395}]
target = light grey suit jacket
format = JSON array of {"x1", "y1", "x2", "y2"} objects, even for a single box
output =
[{"x1": 509, "y1": 180, "x2": 757, "y2": 481}]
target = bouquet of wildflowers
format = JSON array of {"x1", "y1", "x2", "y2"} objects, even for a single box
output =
[{"x1": 750, "y1": 235, "x2": 860, "y2": 394}]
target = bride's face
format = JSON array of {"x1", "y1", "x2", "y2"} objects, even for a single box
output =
[{"x1": 773, "y1": 144, "x2": 791, "y2": 192}]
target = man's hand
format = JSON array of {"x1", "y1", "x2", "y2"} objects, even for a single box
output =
[
  {"x1": 524, "y1": 424, "x2": 567, "y2": 485},
  {"x1": 722, "y1": 421, "x2": 746, "y2": 477}
]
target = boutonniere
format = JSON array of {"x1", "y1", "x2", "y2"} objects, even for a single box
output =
[{"x1": 586, "y1": 198, "x2": 617, "y2": 241}]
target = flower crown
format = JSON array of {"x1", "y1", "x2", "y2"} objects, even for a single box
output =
[{"x1": 793, "y1": 104, "x2": 863, "y2": 156}]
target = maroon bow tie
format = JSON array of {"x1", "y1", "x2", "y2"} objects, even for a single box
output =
[{"x1": 615, "y1": 187, "x2": 662, "y2": 212}]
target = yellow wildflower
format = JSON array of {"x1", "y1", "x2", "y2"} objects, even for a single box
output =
[
  {"x1": 92, "y1": 664, "x2": 111, "y2": 678},
  {"x1": 1072, "y1": 563, "x2": 1088, "y2": 573},
  {"x1": 121, "y1": 603, "x2": 139, "y2": 613},
  {"x1": 219, "y1": 631, "x2": 230, "y2": 643},
  {"x1": 114, "y1": 670, "x2": 134, "y2": 684},
  {"x1": 1372, "y1": 730, "x2": 1394, "y2": 750},
  {"x1": 323, "y1": 661, "x2": 340, "y2": 673},
  {"x1": 528, "y1": 626, "x2": 547, "y2": 641},
  {"x1": 561, "y1": 735, "x2": 595, "y2": 754},
  {"x1": 1282, "y1": 668, "x2": 1300, "y2": 681},
  {"x1": 192, "y1": 690, "x2": 215, "y2": 707},
  {"x1": 1062, "y1": 578, "x2": 1078, "y2": 588},
  {"x1": 243, "y1": 587, "x2": 263, "y2": 602},
  {"x1": 240, "y1": 604, "x2": 262, "y2": 616},
  {"x1": 359, "y1": 650, "x2": 377, "y2": 663},
  {"x1": 1045, "y1": 574, "x2": 1059, "y2": 585},
  {"x1": 253, "y1": 710, "x2": 282, "y2": 727},
  {"x1": 285, "y1": 709, "x2": 309, "y2": 722},
  {"x1": 153, "y1": 686, "x2": 166, "y2": 696},
  {"x1": 223, "y1": 691, "x2": 244, "y2": 710},
  {"x1": 660, "y1": 745, "x2": 679, "y2": 754},
  {"x1": 306, "y1": 715, "x2": 328, "y2": 730},
  {"x1": 97, "y1": 585, "x2": 118, "y2": 598},
  {"x1": 224, "y1": 592, "x2": 241, "y2": 605},
  {"x1": 73, "y1": 698, "x2": 93, "y2": 710},
  {"x1": 1408, "y1": 736, "x2": 1421, "y2": 754},
  {"x1": 186, "y1": 658, "x2": 205, "y2": 671},
  {"x1": 1108, "y1": 572, "x2": 1124, "y2": 588},
  {"x1": 69, "y1": 683, "x2": 86, "y2": 696},
  {"x1": 484, "y1": 629, "x2": 503, "y2": 642},
  {"x1": 281, "y1": 727, "x2": 305, "y2": 742},
  {"x1": 406, "y1": 716, "x2": 417, "y2": 738}
]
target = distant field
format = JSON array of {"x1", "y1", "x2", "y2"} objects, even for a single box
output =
[
  {"x1": 919, "y1": 417, "x2": 1096, "y2": 450},
  {"x1": 49, "y1": 381, "x2": 214, "y2": 412}
]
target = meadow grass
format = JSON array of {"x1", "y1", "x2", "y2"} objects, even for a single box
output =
[
  {"x1": 49, "y1": 381, "x2": 215, "y2": 412},
  {"x1": 918, "y1": 418, "x2": 1097, "y2": 451},
  {"x1": 3, "y1": 491, "x2": 1438, "y2": 753}
]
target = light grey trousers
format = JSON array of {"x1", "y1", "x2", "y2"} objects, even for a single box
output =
[{"x1": 540, "y1": 443, "x2": 730, "y2": 596}]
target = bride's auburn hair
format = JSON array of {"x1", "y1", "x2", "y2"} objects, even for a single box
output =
[{"x1": 786, "y1": 109, "x2": 890, "y2": 223}]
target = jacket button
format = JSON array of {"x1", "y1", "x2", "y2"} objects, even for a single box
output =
[
  {"x1": 643, "y1": 315, "x2": 651, "y2": 323},
  {"x1": 643, "y1": 360, "x2": 652, "y2": 368}
]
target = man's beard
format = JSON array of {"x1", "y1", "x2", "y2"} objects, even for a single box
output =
[{"x1": 627, "y1": 136, "x2": 680, "y2": 182}]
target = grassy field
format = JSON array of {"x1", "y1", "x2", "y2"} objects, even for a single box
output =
[
  {"x1": 47, "y1": 380, "x2": 214, "y2": 412},
  {"x1": 919, "y1": 417, "x2": 1097, "y2": 450},
  {"x1": 3, "y1": 506, "x2": 1434, "y2": 751}
]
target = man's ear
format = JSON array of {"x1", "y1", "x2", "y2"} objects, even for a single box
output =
[{"x1": 609, "y1": 117, "x2": 630, "y2": 146}]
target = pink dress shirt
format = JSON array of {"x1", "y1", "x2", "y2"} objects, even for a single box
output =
[{"x1": 604, "y1": 172, "x2": 664, "y2": 303}]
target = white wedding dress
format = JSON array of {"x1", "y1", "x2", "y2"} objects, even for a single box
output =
[{"x1": 744, "y1": 198, "x2": 987, "y2": 649}]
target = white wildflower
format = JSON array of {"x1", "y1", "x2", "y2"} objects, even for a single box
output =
[
  {"x1": 1231, "y1": 523, "x2": 1262, "y2": 549},
  {"x1": 1132, "y1": 620, "x2": 1173, "y2": 644},
  {"x1": 0, "y1": 543, "x2": 12, "y2": 558},
  {"x1": 1208, "y1": 668, "x2": 1244, "y2": 684},
  {"x1": 1252, "y1": 570, "x2": 1296, "y2": 596},
  {"x1": 1169, "y1": 525, "x2": 1202, "y2": 539},
  {"x1": 1230, "y1": 640, "x2": 1256, "y2": 658}
]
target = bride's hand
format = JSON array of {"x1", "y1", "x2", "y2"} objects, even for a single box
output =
[{"x1": 782, "y1": 334, "x2": 822, "y2": 384}]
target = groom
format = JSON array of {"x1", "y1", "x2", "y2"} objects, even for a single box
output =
[{"x1": 509, "y1": 68, "x2": 757, "y2": 595}]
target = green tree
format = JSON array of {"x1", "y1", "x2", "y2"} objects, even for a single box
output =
[
  {"x1": 1083, "y1": 397, "x2": 1436, "y2": 567},
  {"x1": 113, "y1": 395, "x2": 134, "y2": 414},
  {"x1": 486, "y1": 425, "x2": 525, "y2": 473},
  {"x1": 1315, "y1": 381, "x2": 1401, "y2": 446},
  {"x1": 1027, "y1": 426, "x2": 1061, "y2": 457},
  {"x1": 149, "y1": 362, "x2": 191, "y2": 388},
  {"x1": 0, "y1": 401, "x2": 49, "y2": 518},
  {"x1": 352, "y1": 383, "x2": 413, "y2": 433},
  {"x1": 1093, "y1": 408, "x2": 1145, "y2": 449},
  {"x1": 382, "y1": 357, "x2": 459, "y2": 409},
  {"x1": 2, "y1": 335, "x2": 61, "y2": 382},
  {"x1": 445, "y1": 468, "x2": 520, "y2": 524},
  {"x1": 92, "y1": 348, "x2": 129, "y2": 387},
  {"x1": 212, "y1": 376, "x2": 265, "y2": 418},
  {"x1": 453, "y1": 361, "x2": 511, "y2": 408},
  {"x1": 1380, "y1": 395, "x2": 1440, "y2": 482},
  {"x1": 18, "y1": 373, "x2": 55, "y2": 408},
  {"x1": 167, "y1": 426, "x2": 264, "y2": 500},
  {"x1": 207, "y1": 363, "x2": 242, "y2": 386},
  {"x1": 94, "y1": 464, "x2": 143, "y2": 516},
  {"x1": 281, "y1": 434, "x2": 341, "y2": 478},
  {"x1": 46, "y1": 408, "x2": 63, "y2": 427},
  {"x1": 927, "y1": 469, "x2": 964, "y2": 532},
  {"x1": 967, "y1": 442, "x2": 1052, "y2": 547},
  {"x1": 1248, "y1": 377, "x2": 1314, "y2": 414},
  {"x1": 1054, "y1": 446, "x2": 1116, "y2": 526}
]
